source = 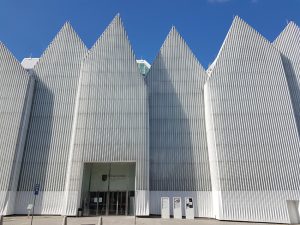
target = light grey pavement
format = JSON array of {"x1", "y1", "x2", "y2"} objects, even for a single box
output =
[{"x1": 1, "y1": 216, "x2": 293, "y2": 225}]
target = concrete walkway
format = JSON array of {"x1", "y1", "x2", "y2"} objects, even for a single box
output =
[{"x1": 1, "y1": 216, "x2": 291, "y2": 225}]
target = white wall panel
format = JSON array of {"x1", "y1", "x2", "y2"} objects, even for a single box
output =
[
  {"x1": 0, "y1": 14, "x2": 299, "y2": 223},
  {"x1": 15, "y1": 191, "x2": 64, "y2": 214},
  {"x1": 17, "y1": 23, "x2": 88, "y2": 215},
  {"x1": 146, "y1": 28, "x2": 211, "y2": 195},
  {"x1": 63, "y1": 15, "x2": 149, "y2": 215},
  {"x1": 0, "y1": 42, "x2": 34, "y2": 215},
  {"x1": 274, "y1": 22, "x2": 300, "y2": 138},
  {"x1": 204, "y1": 17, "x2": 300, "y2": 223},
  {"x1": 219, "y1": 191, "x2": 300, "y2": 223}
]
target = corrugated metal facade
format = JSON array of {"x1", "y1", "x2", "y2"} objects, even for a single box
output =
[
  {"x1": 0, "y1": 14, "x2": 300, "y2": 223},
  {"x1": 63, "y1": 15, "x2": 149, "y2": 215},
  {"x1": 204, "y1": 17, "x2": 300, "y2": 223},
  {"x1": 272, "y1": 23, "x2": 300, "y2": 224},
  {"x1": 273, "y1": 22, "x2": 300, "y2": 136},
  {"x1": 145, "y1": 28, "x2": 212, "y2": 217},
  {"x1": 0, "y1": 42, "x2": 34, "y2": 215},
  {"x1": 16, "y1": 23, "x2": 88, "y2": 214}
]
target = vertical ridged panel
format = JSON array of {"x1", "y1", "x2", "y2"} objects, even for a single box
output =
[
  {"x1": 273, "y1": 22, "x2": 300, "y2": 136},
  {"x1": 146, "y1": 28, "x2": 211, "y2": 192},
  {"x1": 64, "y1": 15, "x2": 149, "y2": 215},
  {"x1": 0, "y1": 42, "x2": 33, "y2": 214},
  {"x1": 18, "y1": 22, "x2": 88, "y2": 209},
  {"x1": 204, "y1": 17, "x2": 300, "y2": 223}
]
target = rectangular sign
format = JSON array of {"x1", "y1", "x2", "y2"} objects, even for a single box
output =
[
  {"x1": 173, "y1": 197, "x2": 182, "y2": 219},
  {"x1": 185, "y1": 197, "x2": 194, "y2": 219},
  {"x1": 93, "y1": 197, "x2": 103, "y2": 203},
  {"x1": 161, "y1": 197, "x2": 170, "y2": 219},
  {"x1": 34, "y1": 184, "x2": 40, "y2": 195}
]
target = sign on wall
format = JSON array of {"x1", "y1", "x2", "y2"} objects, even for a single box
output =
[
  {"x1": 185, "y1": 197, "x2": 194, "y2": 219},
  {"x1": 161, "y1": 197, "x2": 170, "y2": 219},
  {"x1": 173, "y1": 197, "x2": 182, "y2": 219},
  {"x1": 34, "y1": 183, "x2": 40, "y2": 195}
]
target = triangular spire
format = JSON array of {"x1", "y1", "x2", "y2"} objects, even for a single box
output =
[
  {"x1": 209, "y1": 16, "x2": 276, "y2": 78},
  {"x1": 18, "y1": 20, "x2": 88, "y2": 196},
  {"x1": 90, "y1": 14, "x2": 127, "y2": 50},
  {"x1": 0, "y1": 42, "x2": 29, "y2": 78},
  {"x1": 86, "y1": 14, "x2": 139, "y2": 76},
  {"x1": 273, "y1": 21, "x2": 300, "y2": 53},
  {"x1": 0, "y1": 36, "x2": 32, "y2": 220},
  {"x1": 146, "y1": 27, "x2": 211, "y2": 193},
  {"x1": 275, "y1": 21, "x2": 300, "y2": 41},
  {"x1": 147, "y1": 26, "x2": 206, "y2": 83},
  {"x1": 34, "y1": 21, "x2": 87, "y2": 73}
]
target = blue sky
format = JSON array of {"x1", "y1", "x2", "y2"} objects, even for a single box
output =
[{"x1": 0, "y1": 0, "x2": 299, "y2": 68}]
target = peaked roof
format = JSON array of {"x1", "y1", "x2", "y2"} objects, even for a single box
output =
[
  {"x1": 146, "y1": 26, "x2": 207, "y2": 82},
  {"x1": 34, "y1": 22, "x2": 87, "y2": 73},
  {"x1": 90, "y1": 14, "x2": 123, "y2": 51},
  {"x1": 0, "y1": 42, "x2": 30, "y2": 78},
  {"x1": 84, "y1": 14, "x2": 140, "y2": 76},
  {"x1": 273, "y1": 21, "x2": 300, "y2": 56},
  {"x1": 208, "y1": 16, "x2": 276, "y2": 78}
]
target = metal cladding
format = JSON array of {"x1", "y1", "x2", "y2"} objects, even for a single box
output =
[
  {"x1": 63, "y1": 15, "x2": 149, "y2": 215},
  {"x1": 204, "y1": 16, "x2": 300, "y2": 223},
  {"x1": 273, "y1": 22, "x2": 300, "y2": 134},
  {"x1": 0, "y1": 42, "x2": 34, "y2": 215},
  {"x1": 146, "y1": 27, "x2": 212, "y2": 216},
  {"x1": 17, "y1": 23, "x2": 88, "y2": 214},
  {"x1": 0, "y1": 14, "x2": 300, "y2": 223}
]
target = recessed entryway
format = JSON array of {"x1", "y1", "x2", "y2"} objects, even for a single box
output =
[{"x1": 80, "y1": 162, "x2": 135, "y2": 216}]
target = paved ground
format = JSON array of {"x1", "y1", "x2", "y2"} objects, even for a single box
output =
[{"x1": 1, "y1": 216, "x2": 292, "y2": 225}]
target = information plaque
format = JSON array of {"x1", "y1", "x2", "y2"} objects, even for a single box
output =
[
  {"x1": 173, "y1": 197, "x2": 182, "y2": 219},
  {"x1": 185, "y1": 197, "x2": 194, "y2": 219},
  {"x1": 161, "y1": 197, "x2": 170, "y2": 219}
]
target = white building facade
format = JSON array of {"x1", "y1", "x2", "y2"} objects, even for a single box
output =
[{"x1": 0, "y1": 15, "x2": 300, "y2": 224}]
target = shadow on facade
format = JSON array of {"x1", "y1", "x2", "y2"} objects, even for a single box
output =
[
  {"x1": 148, "y1": 54, "x2": 197, "y2": 192},
  {"x1": 281, "y1": 55, "x2": 300, "y2": 139},
  {"x1": 17, "y1": 79, "x2": 54, "y2": 213}
]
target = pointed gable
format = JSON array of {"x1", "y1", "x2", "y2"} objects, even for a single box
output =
[
  {"x1": 0, "y1": 41, "x2": 31, "y2": 164},
  {"x1": 147, "y1": 27, "x2": 207, "y2": 83},
  {"x1": 0, "y1": 42, "x2": 33, "y2": 214},
  {"x1": 273, "y1": 21, "x2": 300, "y2": 73},
  {"x1": 69, "y1": 14, "x2": 149, "y2": 192},
  {"x1": 84, "y1": 14, "x2": 140, "y2": 78},
  {"x1": 204, "y1": 16, "x2": 300, "y2": 192},
  {"x1": 77, "y1": 13, "x2": 147, "y2": 158},
  {"x1": 273, "y1": 22, "x2": 300, "y2": 56},
  {"x1": 146, "y1": 27, "x2": 211, "y2": 194},
  {"x1": 210, "y1": 16, "x2": 283, "y2": 82},
  {"x1": 34, "y1": 22, "x2": 87, "y2": 80},
  {"x1": 0, "y1": 42, "x2": 30, "y2": 80},
  {"x1": 18, "y1": 22, "x2": 88, "y2": 195}
]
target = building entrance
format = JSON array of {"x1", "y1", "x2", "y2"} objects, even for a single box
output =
[{"x1": 81, "y1": 163, "x2": 135, "y2": 216}]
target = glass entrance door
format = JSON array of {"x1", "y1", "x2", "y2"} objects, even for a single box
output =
[
  {"x1": 108, "y1": 191, "x2": 127, "y2": 215},
  {"x1": 88, "y1": 192, "x2": 107, "y2": 216},
  {"x1": 81, "y1": 163, "x2": 136, "y2": 216},
  {"x1": 87, "y1": 191, "x2": 131, "y2": 216}
]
